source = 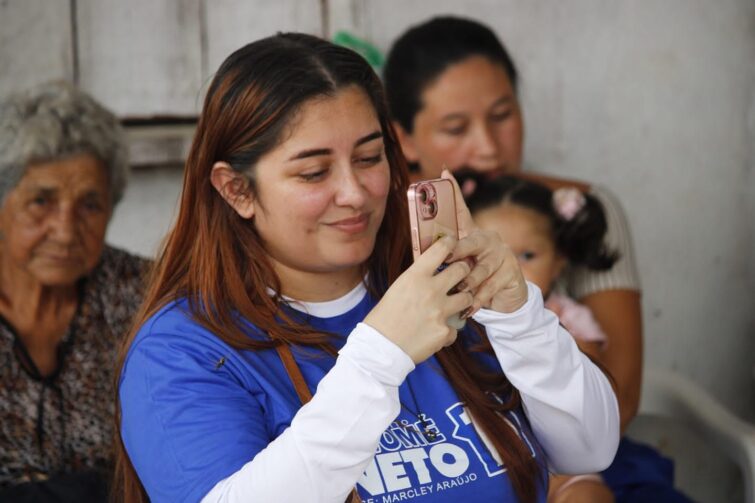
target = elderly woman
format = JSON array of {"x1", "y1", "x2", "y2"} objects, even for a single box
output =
[{"x1": 0, "y1": 82, "x2": 147, "y2": 501}]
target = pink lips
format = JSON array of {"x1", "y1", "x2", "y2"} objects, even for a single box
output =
[{"x1": 327, "y1": 213, "x2": 369, "y2": 234}]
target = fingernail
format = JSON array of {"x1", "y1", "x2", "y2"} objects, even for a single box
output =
[{"x1": 460, "y1": 306, "x2": 474, "y2": 320}]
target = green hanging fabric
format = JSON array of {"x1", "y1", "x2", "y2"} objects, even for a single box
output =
[{"x1": 332, "y1": 31, "x2": 385, "y2": 72}]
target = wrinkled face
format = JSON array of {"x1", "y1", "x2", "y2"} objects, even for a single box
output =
[
  {"x1": 0, "y1": 154, "x2": 112, "y2": 286},
  {"x1": 250, "y1": 86, "x2": 391, "y2": 276},
  {"x1": 400, "y1": 55, "x2": 524, "y2": 179},
  {"x1": 474, "y1": 203, "x2": 564, "y2": 296}
]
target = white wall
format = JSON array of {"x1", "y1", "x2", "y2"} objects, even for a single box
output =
[
  {"x1": 107, "y1": 165, "x2": 184, "y2": 259},
  {"x1": 0, "y1": 0, "x2": 73, "y2": 97},
  {"x1": 333, "y1": 0, "x2": 755, "y2": 420}
]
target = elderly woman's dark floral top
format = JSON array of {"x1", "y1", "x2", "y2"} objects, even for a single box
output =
[{"x1": 0, "y1": 246, "x2": 148, "y2": 487}]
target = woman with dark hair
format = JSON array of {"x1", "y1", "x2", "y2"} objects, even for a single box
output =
[
  {"x1": 115, "y1": 33, "x2": 619, "y2": 503},
  {"x1": 384, "y1": 16, "x2": 686, "y2": 503}
]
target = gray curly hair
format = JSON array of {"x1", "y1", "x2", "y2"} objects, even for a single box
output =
[{"x1": 0, "y1": 81, "x2": 129, "y2": 205}]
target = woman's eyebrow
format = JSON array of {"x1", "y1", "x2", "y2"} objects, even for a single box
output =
[
  {"x1": 490, "y1": 95, "x2": 514, "y2": 108},
  {"x1": 288, "y1": 148, "x2": 331, "y2": 161},
  {"x1": 288, "y1": 130, "x2": 383, "y2": 161},
  {"x1": 354, "y1": 130, "x2": 382, "y2": 147}
]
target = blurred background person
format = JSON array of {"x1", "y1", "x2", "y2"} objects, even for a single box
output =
[
  {"x1": 384, "y1": 18, "x2": 642, "y2": 444},
  {"x1": 0, "y1": 81, "x2": 148, "y2": 502},
  {"x1": 383, "y1": 17, "x2": 702, "y2": 502}
]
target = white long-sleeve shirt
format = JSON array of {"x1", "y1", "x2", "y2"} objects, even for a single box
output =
[{"x1": 201, "y1": 282, "x2": 619, "y2": 502}]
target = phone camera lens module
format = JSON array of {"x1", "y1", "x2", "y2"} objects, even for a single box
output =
[{"x1": 428, "y1": 200, "x2": 438, "y2": 217}]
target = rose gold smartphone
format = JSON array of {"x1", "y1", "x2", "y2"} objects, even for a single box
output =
[
  {"x1": 407, "y1": 178, "x2": 459, "y2": 261},
  {"x1": 407, "y1": 178, "x2": 465, "y2": 329}
]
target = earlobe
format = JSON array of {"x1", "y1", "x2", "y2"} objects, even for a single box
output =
[
  {"x1": 210, "y1": 161, "x2": 255, "y2": 219},
  {"x1": 392, "y1": 121, "x2": 419, "y2": 163}
]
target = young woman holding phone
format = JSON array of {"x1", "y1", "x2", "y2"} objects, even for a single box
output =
[{"x1": 114, "y1": 33, "x2": 619, "y2": 503}]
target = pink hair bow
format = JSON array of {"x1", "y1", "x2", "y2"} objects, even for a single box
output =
[{"x1": 553, "y1": 187, "x2": 586, "y2": 221}]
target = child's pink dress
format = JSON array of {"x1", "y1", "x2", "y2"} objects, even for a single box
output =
[{"x1": 545, "y1": 293, "x2": 607, "y2": 346}]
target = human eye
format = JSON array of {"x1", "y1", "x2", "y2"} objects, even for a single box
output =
[
  {"x1": 518, "y1": 250, "x2": 537, "y2": 262},
  {"x1": 81, "y1": 197, "x2": 105, "y2": 213},
  {"x1": 355, "y1": 151, "x2": 383, "y2": 166},
  {"x1": 439, "y1": 117, "x2": 468, "y2": 136},
  {"x1": 24, "y1": 193, "x2": 53, "y2": 218},
  {"x1": 298, "y1": 168, "x2": 329, "y2": 182},
  {"x1": 30, "y1": 194, "x2": 49, "y2": 207},
  {"x1": 489, "y1": 108, "x2": 513, "y2": 122},
  {"x1": 441, "y1": 124, "x2": 467, "y2": 136},
  {"x1": 26, "y1": 193, "x2": 53, "y2": 215}
]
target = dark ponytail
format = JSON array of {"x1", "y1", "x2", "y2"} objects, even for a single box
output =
[
  {"x1": 554, "y1": 192, "x2": 618, "y2": 270},
  {"x1": 457, "y1": 170, "x2": 618, "y2": 270}
]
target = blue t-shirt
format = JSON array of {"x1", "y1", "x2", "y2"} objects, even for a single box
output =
[{"x1": 119, "y1": 291, "x2": 547, "y2": 503}]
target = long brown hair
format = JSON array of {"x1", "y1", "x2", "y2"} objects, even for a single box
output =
[{"x1": 113, "y1": 33, "x2": 541, "y2": 503}]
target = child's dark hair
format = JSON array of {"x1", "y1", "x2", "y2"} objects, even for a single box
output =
[{"x1": 457, "y1": 170, "x2": 618, "y2": 270}]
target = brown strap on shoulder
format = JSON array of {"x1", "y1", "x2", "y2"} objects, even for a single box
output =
[
  {"x1": 275, "y1": 344, "x2": 362, "y2": 503},
  {"x1": 275, "y1": 344, "x2": 313, "y2": 403},
  {"x1": 346, "y1": 490, "x2": 363, "y2": 503}
]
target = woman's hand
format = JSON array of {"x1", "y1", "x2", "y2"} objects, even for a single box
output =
[
  {"x1": 441, "y1": 170, "x2": 529, "y2": 314},
  {"x1": 364, "y1": 236, "x2": 474, "y2": 364}
]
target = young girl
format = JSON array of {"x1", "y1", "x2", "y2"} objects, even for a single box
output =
[
  {"x1": 114, "y1": 34, "x2": 619, "y2": 503},
  {"x1": 459, "y1": 172, "x2": 617, "y2": 363},
  {"x1": 460, "y1": 172, "x2": 692, "y2": 503}
]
